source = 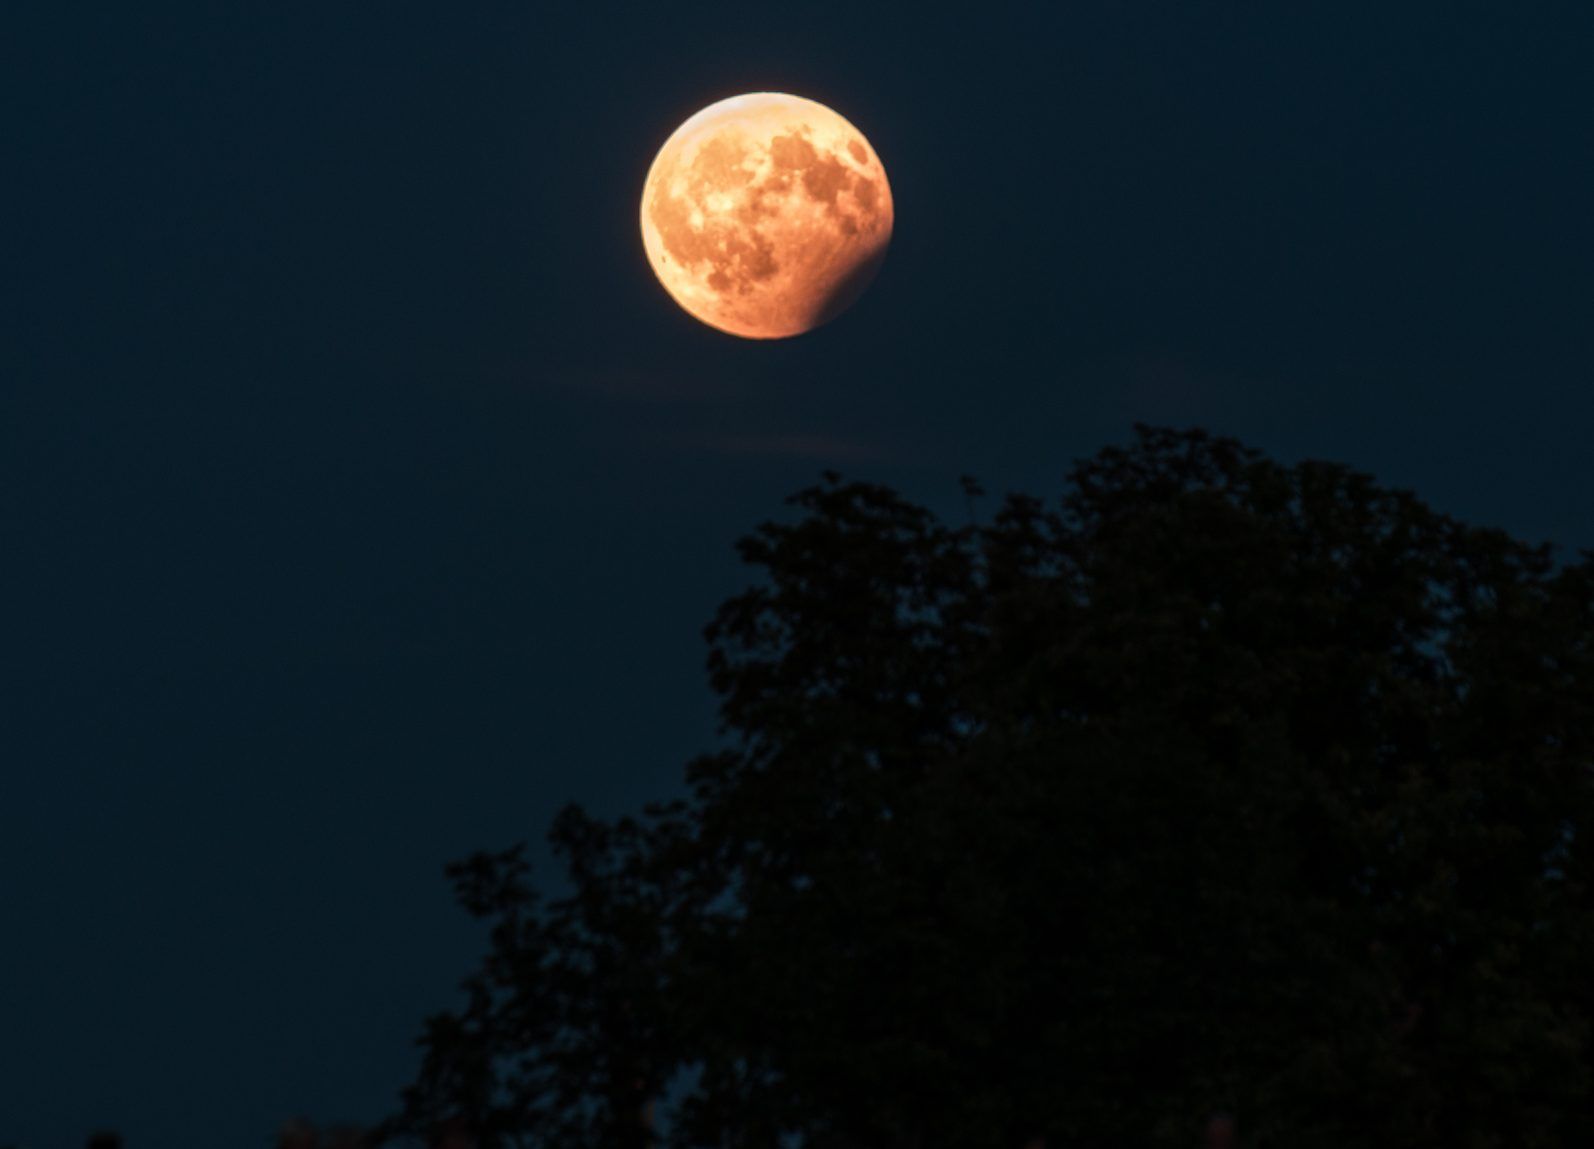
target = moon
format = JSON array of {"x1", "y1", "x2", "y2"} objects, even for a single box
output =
[{"x1": 641, "y1": 93, "x2": 894, "y2": 339}]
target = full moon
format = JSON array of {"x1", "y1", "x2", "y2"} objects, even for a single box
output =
[{"x1": 640, "y1": 93, "x2": 894, "y2": 339}]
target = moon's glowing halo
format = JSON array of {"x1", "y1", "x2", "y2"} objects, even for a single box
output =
[{"x1": 640, "y1": 93, "x2": 894, "y2": 339}]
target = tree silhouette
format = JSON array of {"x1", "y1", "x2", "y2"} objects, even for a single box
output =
[{"x1": 378, "y1": 427, "x2": 1594, "y2": 1148}]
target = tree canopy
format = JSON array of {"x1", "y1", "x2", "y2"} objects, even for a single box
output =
[{"x1": 378, "y1": 427, "x2": 1594, "y2": 1148}]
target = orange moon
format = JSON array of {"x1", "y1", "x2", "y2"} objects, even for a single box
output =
[{"x1": 640, "y1": 93, "x2": 894, "y2": 339}]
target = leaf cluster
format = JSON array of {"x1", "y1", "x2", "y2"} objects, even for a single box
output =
[{"x1": 381, "y1": 428, "x2": 1594, "y2": 1148}]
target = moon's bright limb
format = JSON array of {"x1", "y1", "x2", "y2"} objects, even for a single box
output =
[{"x1": 641, "y1": 93, "x2": 894, "y2": 339}]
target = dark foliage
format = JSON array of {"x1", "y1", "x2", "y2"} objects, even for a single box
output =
[{"x1": 377, "y1": 427, "x2": 1594, "y2": 1148}]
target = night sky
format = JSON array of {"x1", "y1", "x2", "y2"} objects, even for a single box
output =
[{"x1": 6, "y1": 2, "x2": 1593, "y2": 1145}]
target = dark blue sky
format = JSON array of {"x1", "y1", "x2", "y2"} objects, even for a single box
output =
[{"x1": 5, "y1": 2, "x2": 1592, "y2": 1145}]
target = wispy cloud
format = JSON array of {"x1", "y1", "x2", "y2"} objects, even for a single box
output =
[
  {"x1": 669, "y1": 431, "x2": 889, "y2": 463},
  {"x1": 536, "y1": 364, "x2": 754, "y2": 406},
  {"x1": 482, "y1": 358, "x2": 909, "y2": 465}
]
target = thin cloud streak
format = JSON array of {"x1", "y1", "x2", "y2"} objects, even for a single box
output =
[
  {"x1": 532, "y1": 365, "x2": 755, "y2": 406},
  {"x1": 669, "y1": 431, "x2": 891, "y2": 463}
]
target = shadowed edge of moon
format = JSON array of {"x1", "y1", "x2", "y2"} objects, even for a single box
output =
[{"x1": 807, "y1": 239, "x2": 891, "y2": 335}]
